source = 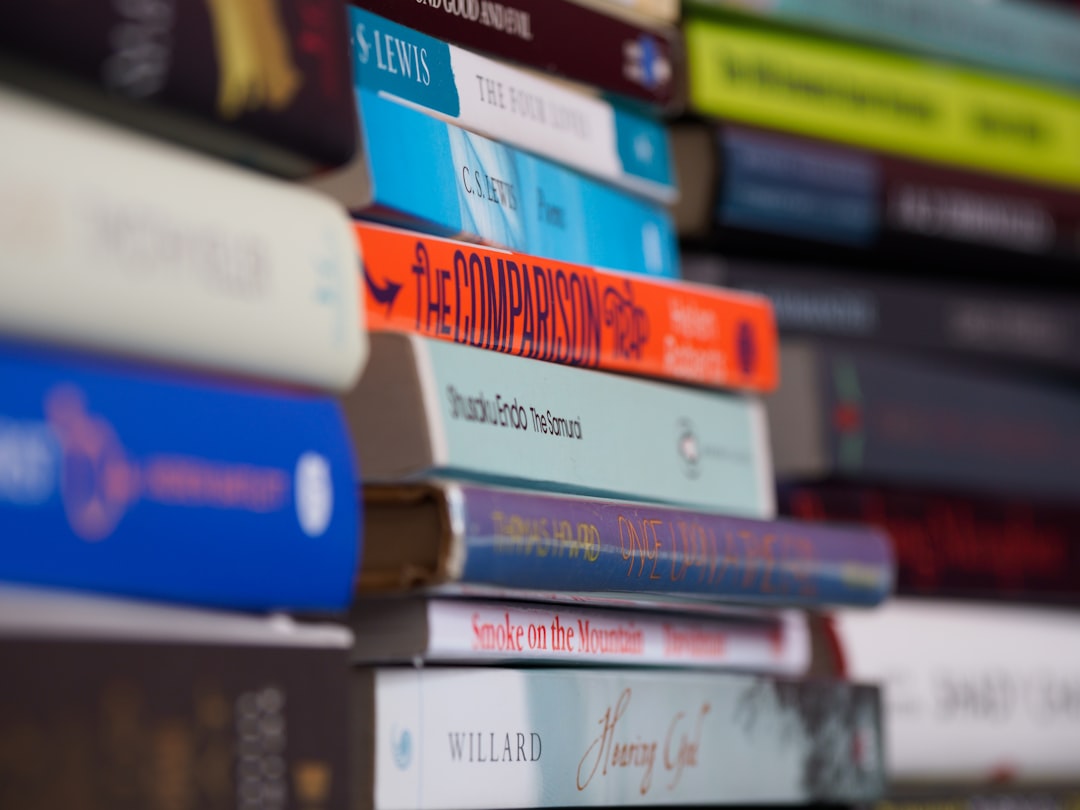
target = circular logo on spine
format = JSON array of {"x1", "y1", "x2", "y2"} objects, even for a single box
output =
[
  {"x1": 295, "y1": 452, "x2": 333, "y2": 537},
  {"x1": 676, "y1": 417, "x2": 701, "y2": 480}
]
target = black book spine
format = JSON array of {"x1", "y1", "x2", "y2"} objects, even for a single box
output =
[
  {"x1": 682, "y1": 254, "x2": 1080, "y2": 376},
  {"x1": 771, "y1": 342, "x2": 1080, "y2": 501}
]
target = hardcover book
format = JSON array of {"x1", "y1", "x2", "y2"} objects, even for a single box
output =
[
  {"x1": 348, "y1": 596, "x2": 811, "y2": 672},
  {"x1": 682, "y1": 253, "x2": 1080, "y2": 376},
  {"x1": 685, "y1": 15, "x2": 1080, "y2": 191},
  {"x1": 360, "y1": 482, "x2": 892, "y2": 606},
  {"x1": 356, "y1": 222, "x2": 778, "y2": 393},
  {"x1": 347, "y1": 0, "x2": 683, "y2": 110},
  {"x1": 311, "y1": 88, "x2": 679, "y2": 279},
  {"x1": 0, "y1": 0, "x2": 357, "y2": 176},
  {"x1": 344, "y1": 333, "x2": 775, "y2": 516},
  {"x1": 833, "y1": 600, "x2": 1080, "y2": 784},
  {"x1": 768, "y1": 340, "x2": 1080, "y2": 500},
  {"x1": 349, "y1": 7, "x2": 676, "y2": 203},
  {"x1": 782, "y1": 481, "x2": 1080, "y2": 604},
  {"x1": 355, "y1": 666, "x2": 885, "y2": 809},
  {"x1": 0, "y1": 85, "x2": 366, "y2": 393},
  {"x1": 0, "y1": 341, "x2": 359, "y2": 611},
  {"x1": 0, "y1": 585, "x2": 352, "y2": 810}
]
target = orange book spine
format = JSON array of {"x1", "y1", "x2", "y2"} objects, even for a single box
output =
[{"x1": 355, "y1": 222, "x2": 778, "y2": 392}]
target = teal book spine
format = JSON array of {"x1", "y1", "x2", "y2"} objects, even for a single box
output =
[
  {"x1": 693, "y1": 0, "x2": 1080, "y2": 90},
  {"x1": 317, "y1": 86, "x2": 680, "y2": 279},
  {"x1": 347, "y1": 334, "x2": 774, "y2": 518},
  {"x1": 348, "y1": 6, "x2": 676, "y2": 204}
]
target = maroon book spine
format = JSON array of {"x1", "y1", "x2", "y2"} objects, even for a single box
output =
[
  {"x1": 350, "y1": 0, "x2": 682, "y2": 111},
  {"x1": 781, "y1": 482, "x2": 1080, "y2": 604}
]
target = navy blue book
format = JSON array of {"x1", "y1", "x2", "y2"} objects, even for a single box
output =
[{"x1": 0, "y1": 342, "x2": 359, "y2": 610}]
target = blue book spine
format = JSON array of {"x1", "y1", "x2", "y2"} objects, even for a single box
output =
[
  {"x1": 354, "y1": 88, "x2": 681, "y2": 279},
  {"x1": 0, "y1": 343, "x2": 359, "y2": 610},
  {"x1": 347, "y1": 6, "x2": 676, "y2": 204},
  {"x1": 441, "y1": 483, "x2": 893, "y2": 607}
]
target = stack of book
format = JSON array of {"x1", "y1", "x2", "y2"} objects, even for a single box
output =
[
  {"x1": 332, "y1": 2, "x2": 891, "y2": 809},
  {"x1": 677, "y1": 0, "x2": 1080, "y2": 803},
  {"x1": 0, "y1": 0, "x2": 904, "y2": 808},
  {"x1": 0, "y1": 2, "x2": 368, "y2": 806}
]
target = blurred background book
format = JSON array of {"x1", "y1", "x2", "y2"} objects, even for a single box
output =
[{"x1": 1, "y1": 0, "x2": 1079, "y2": 808}]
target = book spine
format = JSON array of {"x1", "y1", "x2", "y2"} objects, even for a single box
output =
[
  {"x1": 0, "y1": 0, "x2": 357, "y2": 173},
  {"x1": 833, "y1": 600, "x2": 1080, "y2": 783},
  {"x1": 690, "y1": 0, "x2": 1080, "y2": 91},
  {"x1": 683, "y1": 254, "x2": 1080, "y2": 376},
  {"x1": 442, "y1": 484, "x2": 891, "y2": 606},
  {"x1": 346, "y1": 0, "x2": 682, "y2": 110},
  {"x1": 701, "y1": 126, "x2": 1080, "y2": 260},
  {"x1": 685, "y1": 17, "x2": 1080, "y2": 190},
  {"x1": 356, "y1": 222, "x2": 778, "y2": 392},
  {"x1": 0, "y1": 342, "x2": 359, "y2": 610},
  {"x1": 781, "y1": 482, "x2": 1080, "y2": 603},
  {"x1": 583, "y1": 0, "x2": 681, "y2": 24},
  {"x1": 351, "y1": 334, "x2": 775, "y2": 516},
  {"x1": 771, "y1": 342, "x2": 1080, "y2": 501},
  {"x1": 353, "y1": 88, "x2": 679, "y2": 278},
  {"x1": 0, "y1": 87, "x2": 366, "y2": 393},
  {"x1": 418, "y1": 600, "x2": 811, "y2": 671},
  {"x1": 370, "y1": 667, "x2": 884, "y2": 809},
  {"x1": 349, "y1": 7, "x2": 676, "y2": 204},
  {"x1": 0, "y1": 627, "x2": 351, "y2": 809}
]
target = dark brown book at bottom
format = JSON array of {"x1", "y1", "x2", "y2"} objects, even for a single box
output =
[{"x1": 0, "y1": 586, "x2": 351, "y2": 810}]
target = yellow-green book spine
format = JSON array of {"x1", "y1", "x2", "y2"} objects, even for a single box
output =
[{"x1": 685, "y1": 17, "x2": 1080, "y2": 190}]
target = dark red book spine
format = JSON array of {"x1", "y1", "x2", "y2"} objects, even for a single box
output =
[
  {"x1": 0, "y1": 0, "x2": 358, "y2": 175},
  {"x1": 781, "y1": 482, "x2": 1080, "y2": 604},
  {"x1": 350, "y1": 0, "x2": 682, "y2": 111}
]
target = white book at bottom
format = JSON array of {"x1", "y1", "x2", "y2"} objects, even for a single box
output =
[{"x1": 356, "y1": 666, "x2": 884, "y2": 809}]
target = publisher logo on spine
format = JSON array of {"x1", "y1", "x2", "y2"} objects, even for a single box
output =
[
  {"x1": 295, "y1": 452, "x2": 333, "y2": 537},
  {"x1": 676, "y1": 418, "x2": 700, "y2": 480},
  {"x1": 391, "y1": 726, "x2": 413, "y2": 770}
]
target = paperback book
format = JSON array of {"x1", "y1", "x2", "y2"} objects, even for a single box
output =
[
  {"x1": 355, "y1": 666, "x2": 884, "y2": 809},
  {"x1": 673, "y1": 124, "x2": 1080, "y2": 267},
  {"x1": 312, "y1": 88, "x2": 679, "y2": 278},
  {"x1": 768, "y1": 340, "x2": 1080, "y2": 500},
  {"x1": 356, "y1": 222, "x2": 778, "y2": 392},
  {"x1": 345, "y1": 333, "x2": 774, "y2": 516},
  {"x1": 349, "y1": 7, "x2": 676, "y2": 203},
  {"x1": 0, "y1": 341, "x2": 359, "y2": 610},
  {"x1": 682, "y1": 253, "x2": 1080, "y2": 376},
  {"x1": 0, "y1": 0, "x2": 358, "y2": 176},
  {"x1": 833, "y1": 600, "x2": 1080, "y2": 784},
  {"x1": 685, "y1": 15, "x2": 1080, "y2": 190},
  {"x1": 349, "y1": 597, "x2": 811, "y2": 672},
  {"x1": 0, "y1": 585, "x2": 352, "y2": 810},
  {"x1": 0, "y1": 85, "x2": 366, "y2": 393},
  {"x1": 346, "y1": 0, "x2": 682, "y2": 110}
]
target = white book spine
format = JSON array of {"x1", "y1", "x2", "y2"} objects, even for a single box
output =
[
  {"x1": 0, "y1": 86, "x2": 366, "y2": 391},
  {"x1": 371, "y1": 667, "x2": 883, "y2": 810},
  {"x1": 833, "y1": 600, "x2": 1080, "y2": 783},
  {"x1": 422, "y1": 600, "x2": 810, "y2": 673}
]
